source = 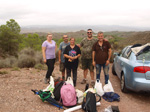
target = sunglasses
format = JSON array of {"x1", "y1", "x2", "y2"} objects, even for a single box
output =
[{"x1": 87, "y1": 32, "x2": 92, "y2": 34}]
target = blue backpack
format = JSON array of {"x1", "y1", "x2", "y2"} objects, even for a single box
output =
[{"x1": 102, "y1": 92, "x2": 120, "y2": 102}]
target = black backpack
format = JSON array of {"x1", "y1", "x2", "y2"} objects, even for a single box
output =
[
  {"x1": 54, "y1": 81, "x2": 65, "y2": 101},
  {"x1": 82, "y1": 91, "x2": 101, "y2": 112}
]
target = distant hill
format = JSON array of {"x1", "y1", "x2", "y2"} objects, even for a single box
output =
[
  {"x1": 21, "y1": 25, "x2": 150, "y2": 33},
  {"x1": 118, "y1": 31, "x2": 150, "y2": 47}
]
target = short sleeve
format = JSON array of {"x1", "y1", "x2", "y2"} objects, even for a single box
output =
[
  {"x1": 42, "y1": 41, "x2": 47, "y2": 47},
  {"x1": 63, "y1": 45, "x2": 68, "y2": 55},
  {"x1": 77, "y1": 46, "x2": 81, "y2": 55},
  {"x1": 107, "y1": 42, "x2": 111, "y2": 49},
  {"x1": 92, "y1": 42, "x2": 96, "y2": 51},
  {"x1": 80, "y1": 39, "x2": 84, "y2": 47},
  {"x1": 59, "y1": 42, "x2": 62, "y2": 50}
]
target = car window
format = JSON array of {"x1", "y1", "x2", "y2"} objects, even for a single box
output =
[
  {"x1": 122, "y1": 47, "x2": 131, "y2": 59},
  {"x1": 120, "y1": 47, "x2": 128, "y2": 57},
  {"x1": 137, "y1": 51, "x2": 150, "y2": 61}
]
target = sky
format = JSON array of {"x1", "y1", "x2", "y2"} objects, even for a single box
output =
[{"x1": 0, "y1": 0, "x2": 150, "y2": 27}]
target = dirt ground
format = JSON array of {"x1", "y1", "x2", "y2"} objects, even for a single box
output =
[{"x1": 0, "y1": 63, "x2": 150, "y2": 112}]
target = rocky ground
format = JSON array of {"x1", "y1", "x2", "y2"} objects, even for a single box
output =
[{"x1": 0, "y1": 63, "x2": 150, "y2": 112}]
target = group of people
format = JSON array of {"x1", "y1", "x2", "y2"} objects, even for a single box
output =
[{"x1": 42, "y1": 29, "x2": 112, "y2": 87}]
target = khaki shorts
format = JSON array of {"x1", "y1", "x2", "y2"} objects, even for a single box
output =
[
  {"x1": 81, "y1": 59, "x2": 94, "y2": 72},
  {"x1": 59, "y1": 62, "x2": 65, "y2": 72}
]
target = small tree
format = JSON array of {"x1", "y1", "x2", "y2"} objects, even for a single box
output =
[{"x1": 0, "y1": 19, "x2": 21, "y2": 57}]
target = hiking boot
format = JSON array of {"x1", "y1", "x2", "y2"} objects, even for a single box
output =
[
  {"x1": 44, "y1": 78, "x2": 48, "y2": 84},
  {"x1": 90, "y1": 81, "x2": 95, "y2": 87},
  {"x1": 81, "y1": 79, "x2": 86, "y2": 84}
]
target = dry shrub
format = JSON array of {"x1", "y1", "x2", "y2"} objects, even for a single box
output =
[
  {"x1": 0, "y1": 56, "x2": 17, "y2": 68},
  {"x1": 18, "y1": 54, "x2": 36, "y2": 68},
  {"x1": 35, "y1": 51, "x2": 43, "y2": 64},
  {"x1": 20, "y1": 48, "x2": 35, "y2": 56}
]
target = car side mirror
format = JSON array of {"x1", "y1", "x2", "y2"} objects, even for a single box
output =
[{"x1": 114, "y1": 52, "x2": 119, "y2": 56}]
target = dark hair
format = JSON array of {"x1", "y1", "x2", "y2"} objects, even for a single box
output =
[{"x1": 87, "y1": 29, "x2": 92, "y2": 31}]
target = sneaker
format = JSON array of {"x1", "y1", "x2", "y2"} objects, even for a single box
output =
[
  {"x1": 90, "y1": 81, "x2": 95, "y2": 87},
  {"x1": 44, "y1": 78, "x2": 48, "y2": 84},
  {"x1": 81, "y1": 79, "x2": 86, "y2": 84}
]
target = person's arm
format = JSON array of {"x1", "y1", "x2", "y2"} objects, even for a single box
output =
[
  {"x1": 64, "y1": 54, "x2": 74, "y2": 60},
  {"x1": 92, "y1": 51, "x2": 96, "y2": 66},
  {"x1": 55, "y1": 44, "x2": 57, "y2": 52},
  {"x1": 106, "y1": 48, "x2": 112, "y2": 65},
  {"x1": 42, "y1": 47, "x2": 46, "y2": 63},
  {"x1": 58, "y1": 50, "x2": 61, "y2": 63}
]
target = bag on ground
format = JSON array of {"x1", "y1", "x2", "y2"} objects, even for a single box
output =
[
  {"x1": 43, "y1": 76, "x2": 55, "y2": 92},
  {"x1": 53, "y1": 80, "x2": 65, "y2": 101},
  {"x1": 82, "y1": 91, "x2": 101, "y2": 112},
  {"x1": 60, "y1": 83, "x2": 77, "y2": 107},
  {"x1": 94, "y1": 79, "x2": 104, "y2": 96},
  {"x1": 103, "y1": 80, "x2": 114, "y2": 92},
  {"x1": 102, "y1": 92, "x2": 120, "y2": 102},
  {"x1": 66, "y1": 77, "x2": 74, "y2": 87},
  {"x1": 76, "y1": 89, "x2": 84, "y2": 104},
  {"x1": 54, "y1": 77, "x2": 63, "y2": 86}
]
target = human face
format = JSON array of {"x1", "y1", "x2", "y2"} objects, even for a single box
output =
[
  {"x1": 98, "y1": 33, "x2": 104, "y2": 42},
  {"x1": 87, "y1": 30, "x2": 93, "y2": 38},
  {"x1": 47, "y1": 34, "x2": 52, "y2": 41},
  {"x1": 70, "y1": 38, "x2": 75, "y2": 45},
  {"x1": 63, "y1": 35, "x2": 68, "y2": 43}
]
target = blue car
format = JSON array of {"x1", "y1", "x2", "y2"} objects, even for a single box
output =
[{"x1": 112, "y1": 44, "x2": 150, "y2": 93}]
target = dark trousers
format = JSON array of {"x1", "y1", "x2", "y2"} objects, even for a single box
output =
[
  {"x1": 66, "y1": 68, "x2": 77, "y2": 86},
  {"x1": 46, "y1": 59, "x2": 55, "y2": 79}
]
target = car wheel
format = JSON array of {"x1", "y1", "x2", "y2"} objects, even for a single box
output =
[
  {"x1": 112, "y1": 63, "x2": 117, "y2": 75},
  {"x1": 121, "y1": 73, "x2": 128, "y2": 93}
]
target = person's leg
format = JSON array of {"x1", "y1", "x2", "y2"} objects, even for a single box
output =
[
  {"x1": 89, "y1": 59, "x2": 95, "y2": 86},
  {"x1": 66, "y1": 68, "x2": 71, "y2": 79},
  {"x1": 96, "y1": 64, "x2": 101, "y2": 80},
  {"x1": 60, "y1": 62, "x2": 65, "y2": 80},
  {"x1": 72, "y1": 68, "x2": 77, "y2": 87},
  {"x1": 103, "y1": 64, "x2": 109, "y2": 84},
  {"x1": 46, "y1": 59, "x2": 55, "y2": 79},
  {"x1": 81, "y1": 59, "x2": 88, "y2": 84}
]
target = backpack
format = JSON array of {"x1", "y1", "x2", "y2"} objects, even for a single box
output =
[
  {"x1": 82, "y1": 91, "x2": 101, "y2": 112},
  {"x1": 102, "y1": 92, "x2": 120, "y2": 102},
  {"x1": 60, "y1": 83, "x2": 77, "y2": 107},
  {"x1": 54, "y1": 81, "x2": 65, "y2": 101}
]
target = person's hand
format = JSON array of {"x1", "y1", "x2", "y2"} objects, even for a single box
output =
[
  {"x1": 43, "y1": 59, "x2": 47, "y2": 63},
  {"x1": 92, "y1": 61, "x2": 96, "y2": 66},
  {"x1": 106, "y1": 60, "x2": 110, "y2": 66},
  {"x1": 59, "y1": 59, "x2": 61, "y2": 63},
  {"x1": 73, "y1": 56, "x2": 78, "y2": 60},
  {"x1": 104, "y1": 38, "x2": 108, "y2": 41},
  {"x1": 70, "y1": 56, "x2": 74, "y2": 60}
]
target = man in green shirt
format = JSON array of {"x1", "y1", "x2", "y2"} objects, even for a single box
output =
[{"x1": 80, "y1": 29, "x2": 97, "y2": 86}]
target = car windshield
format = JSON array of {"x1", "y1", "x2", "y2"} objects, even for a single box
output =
[{"x1": 137, "y1": 51, "x2": 150, "y2": 61}]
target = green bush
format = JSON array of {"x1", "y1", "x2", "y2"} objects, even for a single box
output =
[
  {"x1": 34, "y1": 63, "x2": 46, "y2": 70},
  {"x1": 0, "y1": 71, "x2": 8, "y2": 75}
]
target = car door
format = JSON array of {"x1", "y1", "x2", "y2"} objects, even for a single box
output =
[{"x1": 115, "y1": 47, "x2": 128, "y2": 78}]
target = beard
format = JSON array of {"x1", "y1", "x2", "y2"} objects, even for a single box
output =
[{"x1": 88, "y1": 35, "x2": 92, "y2": 38}]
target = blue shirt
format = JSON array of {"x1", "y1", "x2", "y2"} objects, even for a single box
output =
[{"x1": 59, "y1": 42, "x2": 70, "y2": 63}]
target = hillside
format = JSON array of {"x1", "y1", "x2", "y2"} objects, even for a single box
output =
[{"x1": 118, "y1": 31, "x2": 150, "y2": 47}]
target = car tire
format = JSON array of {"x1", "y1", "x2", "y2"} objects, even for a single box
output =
[
  {"x1": 112, "y1": 63, "x2": 117, "y2": 75},
  {"x1": 121, "y1": 73, "x2": 128, "y2": 93}
]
